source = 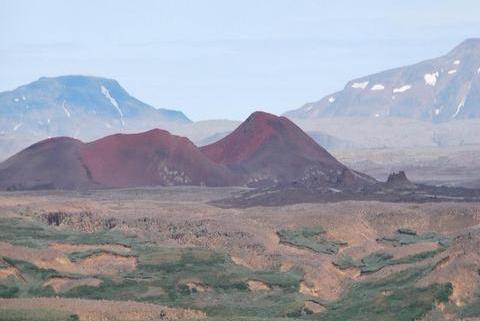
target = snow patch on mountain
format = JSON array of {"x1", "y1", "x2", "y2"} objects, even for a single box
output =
[
  {"x1": 13, "y1": 123, "x2": 22, "y2": 131},
  {"x1": 453, "y1": 97, "x2": 466, "y2": 118},
  {"x1": 371, "y1": 84, "x2": 385, "y2": 91},
  {"x1": 424, "y1": 72, "x2": 439, "y2": 86},
  {"x1": 61, "y1": 101, "x2": 71, "y2": 118},
  {"x1": 352, "y1": 81, "x2": 369, "y2": 89},
  {"x1": 283, "y1": 39, "x2": 480, "y2": 123},
  {"x1": 328, "y1": 97, "x2": 335, "y2": 103},
  {"x1": 393, "y1": 85, "x2": 411, "y2": 93},
  {"x1": 100, "y1": 85, "x2": 124, "y2": 126}
]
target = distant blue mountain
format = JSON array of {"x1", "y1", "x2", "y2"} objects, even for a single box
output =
[
  {"x1": 0, "y1": 75, "x2": 190, "y2": 128},
  {"x1": 0, "y1": 75, "x2": 191, "y2": 160}
]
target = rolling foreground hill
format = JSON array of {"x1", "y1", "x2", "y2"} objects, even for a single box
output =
[
  {"x1": 0, "y1": 112, "x2": 369, "y2": 190},
  {"x1": 285, "y1": 39, "x2": 480, "y2": 122}
]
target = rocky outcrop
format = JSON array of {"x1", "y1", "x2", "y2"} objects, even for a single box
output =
[{"x1": 386, "y1": 171, "x2": 416, "y2": 189}]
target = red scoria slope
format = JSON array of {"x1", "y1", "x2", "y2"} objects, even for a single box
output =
[
  {"x1": 0, "y1": 129, "x2": 235, "y2": 190},
  {"x1": 0, "y1": 113, "x2": 373, "y2": 190},
  {"x1": 200, "y1": 111, "x2": 371, "y2": 187},
  {"x1": 0, "y1": 137, "x2": 97, "y2": 190},
  {"x1": 79, "y1": 129, "x2": 234, "y2": 187}
]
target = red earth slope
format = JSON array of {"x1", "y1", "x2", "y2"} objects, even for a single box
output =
[
  {"x1": 0, "y1": 129, "x2": 234, "y2": 190},
  {"x1": 201, "y1": 111, "x2": 371, "y2": 187},
  {"x1": 80, "y1": 129, "x2": 234, "y2": 188},
  {"x1": 0, "y1": 112, "x2": 373, "y2": 190},
  {"x1": 0, "y1": 137, "x2": 96, "y2": 190}
]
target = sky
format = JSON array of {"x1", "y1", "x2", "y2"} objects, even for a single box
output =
[{"x1": 1, "y1": 1, "x2": 480, "y2": 121}]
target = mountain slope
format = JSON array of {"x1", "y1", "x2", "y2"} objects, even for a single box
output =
[
  {"x1": 0, "y1": 112, "x2": 373, "y2": 190},
  {"x1": 80, "y1": 129, "x2": 234, "y2": 188},
  {"x1": 285, "y1": 38, "x2": 480, "y2": 123},
  {"x1": 0, "y1": 75, "x2": 191, "y2": 160},
  {"x1": 200, "y1": 111, "x2": 372, "y2": 187},
  {"x1": 0, "y1": 137, "x2": 96, "y2": 190},
  {"x1": 0, "y1": 75, "x2": 190, "y2": 129},
  {"x1": 0, "y1": 129, "x2": 234, "y2": 190}
]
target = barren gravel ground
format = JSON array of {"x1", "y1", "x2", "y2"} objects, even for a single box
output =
[{"x1": 334, "y1": 144, "x2": 480, "y2": 187}]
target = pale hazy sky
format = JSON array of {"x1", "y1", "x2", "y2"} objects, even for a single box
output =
[{"x1": 1, "y1": 0, "x2": 479, "y2": 121}]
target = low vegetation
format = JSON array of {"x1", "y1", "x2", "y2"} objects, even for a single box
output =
[
  {"x1": 334, "y1": 228, "x2": 450, "y2": 274},
  {"x1": 379, "y1": 228, "x2": 451, "y2": 247},
  {"x1": 318, "y1": 265, "x2": 453, "y2": 321},
  {"x1": 1, "y1": 258, "x2": 58, "y2": 297},
  {"x1": 0, "y1": 217, "x2": 137, "y2": 249},
  {"x1": 334, "y1": 248, "x2": 445, "y2": 274},
  {"x1": 458, "y1": 294, "x2": 480, "y2": 318},
  {"x1": 277, "y1": 226, "x2": 346, "y2": 254},
  {"x1": 0, "y1": 216, "x2": 459, "y2": 321},
  {"x1": 0, "y1": 216, "x2": 307, "y2": 319}
]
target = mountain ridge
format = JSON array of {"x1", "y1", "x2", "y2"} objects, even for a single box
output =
[
  {"x1": 0, "y1": 111, "x2": 372, "y2": 190},
  {"x1": 1, "y1": 75, "x2": 190, "y2": 125},
  {"x1": 0, "y1": 74, "x2": 193, "y2": 162},
  {"x1": 0, "y1": 75, "x2": 190, "y2": 144},
  {"x1": 284, "y1": 38, "x2": 480, "y2": 123}
]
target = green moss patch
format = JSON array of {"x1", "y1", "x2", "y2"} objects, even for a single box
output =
[
  {"x1": 319, "y1": 265, "x2": 453, "y2": 321},
  {"x1": 334, "y1": 248, "x2": 445, "y2": 274},
  {"x1": 379, "y1": 228, "x2": 451, "y2": 247},
  {"x1": 277, "y1": 226, "x2": 346, "y2": 254}
]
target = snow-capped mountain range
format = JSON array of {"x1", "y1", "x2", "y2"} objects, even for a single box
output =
[
  {"x1": 285, "y1": 39, "x2": 480, "y2": 122},
  {"x1": 0, "y1": 75, "x2": 190, "y2": 137}
]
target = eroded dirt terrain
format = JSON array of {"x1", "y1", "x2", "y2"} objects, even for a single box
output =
[{"x1": 0, "y1": 187, "x2": 479, "y2": 321}]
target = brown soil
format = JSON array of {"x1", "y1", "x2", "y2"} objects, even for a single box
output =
[
  {"x1": 279, "y1": 260, "x2": 294, "y2": 272},
  {"x1": 299, "y1": 281, "x2": 319, "y2": 297},
  {"x1": 230, "y1": 255, "x2": 254, "y2": 269},
  {"x1": 0, "y1": 242, "x2": 136, "y2": 276},
  {"x1": 0, "y1": 297, "x2": 206, "y2": 320},
  {"x1": 417, "y1": 233, "x2": 480, "y2": 307},
  {"x1": 183, "y1": 280, "x2": 210, "y2": 293},
  {"x1": 78, "y1": 252, "x2": 137, "y2": 275},
  {"x1": 0, "y1": 266, "x2": 22, "y2": 280},
  {"x1": 247, "y1": 280, "x2": 270, "y2": 291},
  {"x1": 44, "y1": 276, "x2": 102, "y2": 293},
  {"x1": 49, "y1": 243, "x2": 131, "y2": 254}
]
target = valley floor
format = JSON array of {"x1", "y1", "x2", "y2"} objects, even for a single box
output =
[
  {"x1": 0, "y1": 187, "x2": 480, "y2": 321},
  {"x1": 334, "y1": 144, "x2": 480, "y2": 188}
]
